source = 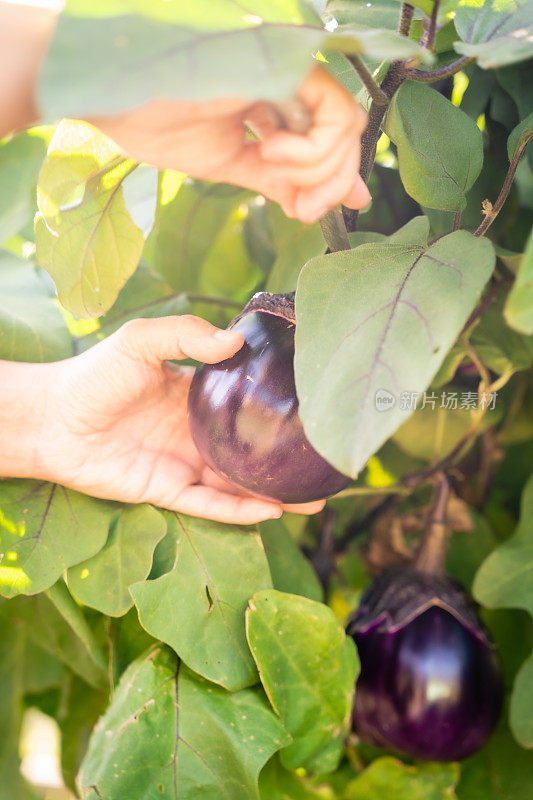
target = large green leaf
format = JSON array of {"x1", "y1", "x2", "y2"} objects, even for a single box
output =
[
  {"x1": 145, "y1": 177, "x2": 257, "y2": 298},
  {"x1": 130, "y1": 514, "x2": 273, "y2": 691},
  {"x1": 0, "y1": 251, "x2": 72, "y2": 362},
  {"x1": 3, "y1": 590, "x2": 107, "y2": 688},
  {"x1": 0, "y1": 480, "x2": 116, "y2": 597},
  {"x1": 35, "y1": 120, "x2": 144, "y2": 318},
  {"x1": 385, "y1": 81, "x2": 483, "y2": 212},
  {"x1": 473, "y1": 473, "x2": 533, "y2": 748},
  {"x1": 38, "y1": 1, "x2": 433, "y2": 119},
  {"x1": 246, "y1": 590, "x2": 358, "y2": 773},
  {"x1": 265, "y1": 202, "x2": 326, "y2": 292},
  {"x1": 294, "y1": 222, "x2": 495, "y2": 477},
  {"x1": 344, "y1": 757, "x2": 460, "y2": 800},
  {"x1": 67, "y1": 504, "x2": 166, "y2": 616},
  {"x1": 454, "y1": 0, "x2": 533, "y2": 69},
  {"x1": 505, "y1": 227, "x2": 533, "y2": 335},
  {"x1": 259, "y1": 518, "x2": 323, "y2": 602},
  {"x1": 79, "y1": 646, "x2": 290, "y2": 800},
  {"x1": 0, "y1": 130, "x2": 47, "y2": 245}
]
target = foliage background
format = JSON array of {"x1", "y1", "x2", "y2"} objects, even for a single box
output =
[{"x1": 0, "y1": 0, "x2": 533, "y2": 798}]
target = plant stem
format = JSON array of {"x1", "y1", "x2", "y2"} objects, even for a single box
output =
[
  {"x1": 405, "y1": 55, "x2": 474, "y2": 82},
  {"x1": 335, "y1": 484, "x2": 408, "y2": 499},
  {"x1": 343, "y1": 4, "x2": 414, "y2": 232},
  {"x1": 452, "y1": 211, "x2": 462, "y2": 231},
  {"x1": 475, "y1": 131, "x2": 533, "y2": 236},
  {"x1": 414, "y1": 473, "x2": 450, "y2": 574},
  {"x1": 335, "y1": 495, "x2": 400, "y2": 554},
  {"x1": 421, "y1": 0, "x2": 440, "y2": 50},
  {"x1": 399, "y1": 2, "x2": 416, "y2": 36},
  {"x1": 320, "y1": 208, "x2": 351, "y2": 251},
  {"x1": 347, "y1": 55, "x2": 389, "y2": 106}
]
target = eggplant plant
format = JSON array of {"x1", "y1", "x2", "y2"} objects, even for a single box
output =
[{"x1": 0, "y1": 1, "x2": 533, "y2": 799}]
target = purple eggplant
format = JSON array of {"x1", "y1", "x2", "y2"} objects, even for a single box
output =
[
  {"x1": 347, "y1": 568, "x2": 503, "y2": 761},
  {"x1": 187, "y1": 292, "x2": 351, "y2": 503}
]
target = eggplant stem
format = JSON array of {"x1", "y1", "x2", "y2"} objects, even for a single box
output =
[{"x1": 414, "y1": 473, "x2": 450, "y2": 574}]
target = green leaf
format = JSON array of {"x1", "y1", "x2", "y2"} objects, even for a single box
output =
[
  {"x1": 455, "y1": 0, "x2": 533, "y2": 69},
  {"x1": 385, "y1": 81, "x2": 483, "y2": 212},
  {"x1": 39, "y1": 12, "x2": 324, "y2": 118},
  {"x1": 0, "y1": 602, "x2": 39, "y2": 800},
  {"x1": 457, "y1": 720, "x2": 533, "y2": 800},
  {"x1": 47, "y1": 580, "x2": 108, "y2": 675},
  {"x1": 56, "y1": 674, "x2": 108, "y2": 795},
  {"x1": 76, "y1": 262, "x2": 191, "y2": 352},
  {"x1": 79, "y1": 645, "x2": 290, "y2": 800},
  {"x1": 508, "y1": 111, "x2": 533, "y2": 161},
  {"x1": 246, "y1": 589, "x2": 358, "y2": 773},
  {"x1": 473, "y1": 473, "x2": 533, "y2": 747},
  {"x1": 259, "y1": 755, "x2": 335, "y2": 799},
  {"x1": 259, "y1": 518, "x2": 323, "y2": 602},
  {"x1": 471, "y1": 293, "x2": 533, "y2": 374},
  {"x1": 67, "y1": 504, "x2": 166, "y2": 617},
  {"x1": 294, "y1": 225, "x2": 495, "y2": 477},
  {"x1": 145, "y1": 177, "x2": 254, "y2": 296},
  {"x1": 325, "y1": 0, "x2": 405, "y2": 30},
  {"x1": 35, "y1": 120, "x2": 144, "y2": 318},
  {"x1": 3, "y1": 591, "x2": 107, "y2": 688},
  {"x1": 0, "y1": 130, "x2": 47, "y2": 245},
  {"x1": 0, "y1": 480, "x2": 116, "y2": 597},
  {"x1": 130, "y1": 514, "x2": 273, "y2": 691},
  {"x1": 344, "y1": 757, "x2": 460, "y2": 800},
  {"x1": 329, "y1": 26, "x2": 433, "y2": 63},
  {"x1": 265, "y1": 202, "x2": 326, "y2": 293},
  {"x1": 505, "y1": 227, "x2": 533, "y2": 335},
  {"x1": 0, "y1": 251, "x2": 73, "y2": 362}
]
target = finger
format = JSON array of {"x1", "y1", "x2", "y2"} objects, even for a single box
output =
[
  {"x1": 114, "y1": 315, "x2": 244, "y2": 364},
  {"x1": 282, "y1": 499, "x2": 326, "y2": 515},
  {"x1": 262, "y1": 133, "x2": 356, "y2": 188},
  {"x1": 260, "y1": 74, "x2": 367, "y2": 165},
  {"x1": 294, "y1": 148, "x2": 364, "y2": 223},
  {"x1": 342, "y1": 174, "x2": 372, "y2": 211},
  {"x1": 170, "y1": 485, "x2": 284, "y2": 525}
]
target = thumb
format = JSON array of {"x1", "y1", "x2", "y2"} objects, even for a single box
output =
[{"x1": 114, "y1": 315, "x2": 244, "y2": 364}]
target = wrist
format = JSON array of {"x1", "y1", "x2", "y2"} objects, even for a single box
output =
[{"x1": 0, "y1": 360, "x2": 59, "y2": 481}]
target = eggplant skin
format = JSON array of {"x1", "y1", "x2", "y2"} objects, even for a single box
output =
[
  {"x1": 187, "y1": 309, "x2": 351, "y2": 503},
  {"x1": 351, "y1": 601, "x2": 504, "y2": 762}
]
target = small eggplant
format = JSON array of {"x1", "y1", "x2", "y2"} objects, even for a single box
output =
[
  {"x1": 347, "y1": 568, "x2": 504, "y2": 761},
  {"x1": 187, "y1": 292, "x2": 351, "y2": 503}
]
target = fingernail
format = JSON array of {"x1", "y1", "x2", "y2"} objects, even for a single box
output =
[{"x1": 267, "y1": 509, "x2": 283, "y2": 519}]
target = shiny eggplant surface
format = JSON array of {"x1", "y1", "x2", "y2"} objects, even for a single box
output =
[
  {"x1": 187, "y1": 299, "x2": 351, "y2": 503},
  {"x1": 347, "y1": 569, "x2": 504, "y2": 762}
]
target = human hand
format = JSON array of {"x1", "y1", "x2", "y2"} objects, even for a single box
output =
[
  {"x1": 92, "y1": 64, "x2": 370, "y2": 224},
  {"x1": 39, "y1": 316, "x2": 326, "y2": 524}
]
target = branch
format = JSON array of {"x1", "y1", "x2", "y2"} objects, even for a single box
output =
[
  {"x1": 421, "y1": 0, "x2": 440, "y2": 51},
  {"x1": 414, "y1": 473, "x2": 450, "y2": 574},
  {"x1": 399, "y1": 3, "x2": 416, "y2": 36},
  {"x1": 320, "y1": 208, "x2": 351, "y2": 251},
  {"x1": 405, "y1": 55, "x2": 474, "y2": 82},
  {"x1": 342, "y1": 3, "x2": 414, "y2": 232},
  {"x1": 475, "y1": 130, "x2": 533, "y2": 236},
  {"x1": 347, "y1": 55, "x2": 389, "y2": 106}
]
